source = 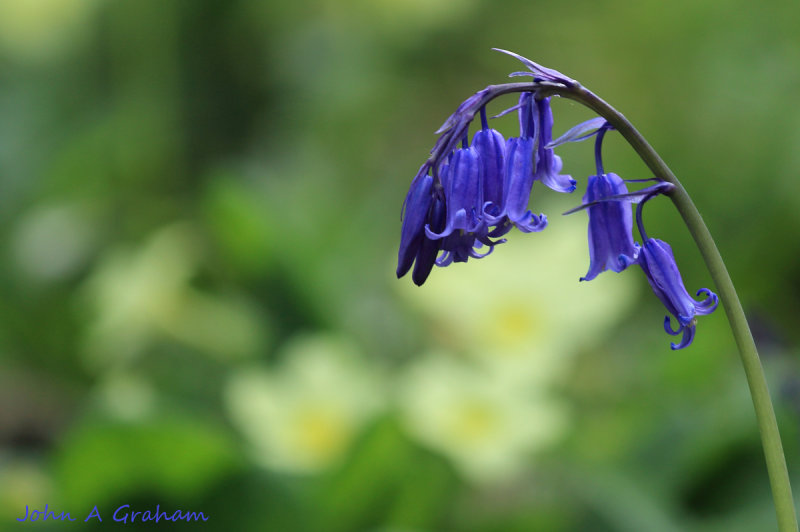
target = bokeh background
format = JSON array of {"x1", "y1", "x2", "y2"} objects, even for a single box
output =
[{"x1": 1, "y1": 0, "x2": 799, "y2": 530}]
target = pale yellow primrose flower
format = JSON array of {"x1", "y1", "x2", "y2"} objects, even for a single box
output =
[
  {"x1": 225, "y1": 334, "x2": 382, "y2": 474},
  {"x1": 397, "y1": 352, "x2": 567, "y2": 484},
  {"x1": 80, "y1": 223, "x2": 264, "y2": 368}
]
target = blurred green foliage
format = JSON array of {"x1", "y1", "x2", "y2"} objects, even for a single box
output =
[{"x1": 0, "y1": 0, "x2": 799, "y2": 530}]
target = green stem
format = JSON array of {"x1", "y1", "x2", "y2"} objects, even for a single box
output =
[{"x1": 545, "y1": 83, "x2": 797, "y2": 531}]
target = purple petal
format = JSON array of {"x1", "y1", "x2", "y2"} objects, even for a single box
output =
[
  {"x1": 411, "y1": 195, "x2": 445, "y2": 286},
  {"x1": 694, "y1": 288, "x2": 719, "y2": 315},
  {"x1": 670, "y1": 322, "x2": 696, "y2": 350},
  {"x1": 502, "y1": 137, "x2": 536, "y2": 223},
  {"x1": 425, "y1": 148, "x2": 483, "y2": 239},
  {"x1": 472, "y1": 128, "x2": 506, "y2": 209},
  {"x1": 664, "y1": 316, "x2": 681, "y2": 336},
  {"x1": 518, "y1": 92, "x2": 536, "y2": 138},
  {"x1": 533, "y1": 98, "x2": 576, "y2": 193},
  {"x1": 397, "y1": 174, "x2": 433, "y2": 278}
]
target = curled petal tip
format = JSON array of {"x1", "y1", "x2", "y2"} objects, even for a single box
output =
[
  {"x1": 663, "y1": 316, "x2": 681, "y2": 336},
  {"x1": 695, "y1": 288, "x2": 719, "y2": 313},
  {"x1": 670, "y1": 324, "x2": 696, "y2": 350}
]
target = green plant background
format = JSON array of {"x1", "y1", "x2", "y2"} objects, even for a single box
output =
[{"x1": 0, "y1": 0, "x2": 798, "y2": 530}]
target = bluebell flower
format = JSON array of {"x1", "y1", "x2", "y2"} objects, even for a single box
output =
[
  {"x1": 397, "y1": 166, "x2": 433, "y2": 277},
  {"x1": 558, "y1": 121, "x2": 637, "y2": 280},
  {"x1": 580, "y1": 173, "x2": 639, "y2": 281},
  {"x1": 425, "y1": 147, "x2": 483, "y2": 239},
  {"x1": 471, "y1": 125, "x2": 506, "y2": 221},
  {"x1": 623, "y1": 184, "x2": 719, "y2": 349},
  {"x1": 482, "y1": 136, "x2": 547, "y2": 233},
  {"x1": 424, "y1": 146, "x2": 506, "y2": 266},
  {"x1": 472, "y1": 117, "x2": 514, "y2": 240},
  {"x1": 397, "y1": 164, "x2": 447, "y2": 286},
  {"x1": 638, "y1": 238, "x2": 719, "y2": 350},
  {"x1": 496, "y1": 137, "x2": 547, "y2": 232},
  {"x1": 412, "y1": 194, "x2": 446, "y2": 285},
  {"x1": 534, "y1": 97, "x2": 577, "y2": 193},
  {"x1": 499, "y1": 93, "x2": 576, "y2": 193},
  {"x1": 482, "y1": 94, "x2": 547, "y2": 233}
]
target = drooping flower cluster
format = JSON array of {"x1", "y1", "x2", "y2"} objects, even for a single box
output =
[
  {"x1": 397, "y1": 90, "x2": 574, "y2": 285},
  {"x1": 397, "y1": 50, "x2": 718, "y2": 349}
]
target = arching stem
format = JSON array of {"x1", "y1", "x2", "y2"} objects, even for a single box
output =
[{"x1": 544, "y1": 82, "x2": 798, "y2": 532}]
